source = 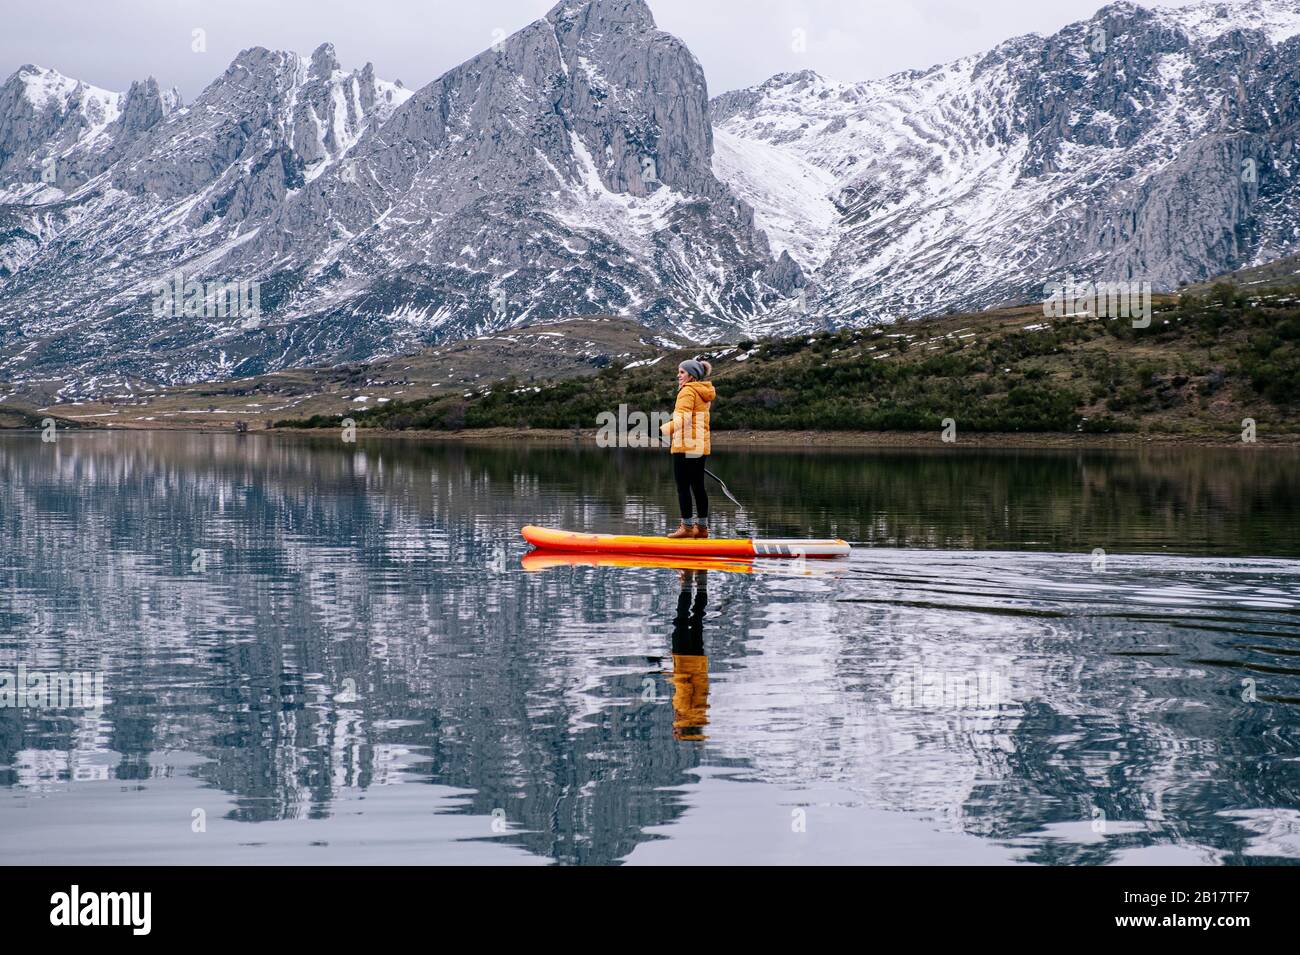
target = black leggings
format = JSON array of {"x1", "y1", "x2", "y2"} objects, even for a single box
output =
[{"x1": 673, "y1": 454, "x2": 709, "y2": 522}]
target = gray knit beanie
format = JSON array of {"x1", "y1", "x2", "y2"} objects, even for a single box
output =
[{"x1": 678, "y1": 359, "x2": 707, "y2": 380}]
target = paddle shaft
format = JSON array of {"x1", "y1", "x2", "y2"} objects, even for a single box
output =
[{"x1": 704, "y1": 468, "x2": 747, "y2": 513}]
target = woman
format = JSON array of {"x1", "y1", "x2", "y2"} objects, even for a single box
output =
[{"x1": 660, "y1": 358, "x2": 715, "y2": 539}]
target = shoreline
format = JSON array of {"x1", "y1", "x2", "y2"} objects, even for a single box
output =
[
  {"x1": 208, "y1": 425, "x2": 1300, "y2": 449},
  {"x1": 5, "y1": 422, "x2": 1297, "y2": 449}
]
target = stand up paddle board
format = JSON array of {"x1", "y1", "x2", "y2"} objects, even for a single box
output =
[{"x1": 520, "y1": 526, "x2": 851, "y2": 559}]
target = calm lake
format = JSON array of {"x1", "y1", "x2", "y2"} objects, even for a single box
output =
[{"x1": 2, "y1": 431, "x2": 1299, "y2": 864}]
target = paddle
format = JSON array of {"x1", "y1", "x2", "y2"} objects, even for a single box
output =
[{"x1": 704, "y1": 468, "x2": 753, "y2": 536}]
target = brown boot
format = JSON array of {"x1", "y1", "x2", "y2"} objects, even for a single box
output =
[
  {"x1": 666, "y1": 522, "x2": 693, "y2": 539},
  {"x1": 692, "y1": 524, "x2": 710, "y2": 539}
]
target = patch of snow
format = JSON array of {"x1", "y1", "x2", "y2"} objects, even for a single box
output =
[{"x1": 712, "y1": 127, "x2": 839, "y2": 272}]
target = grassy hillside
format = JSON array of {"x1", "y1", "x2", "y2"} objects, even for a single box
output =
[
  {"x1": 0, "y1": 404, "x2": 79, "y2": 430},
  {"x1": 277, "y1": 285, "x2": 1300, "y2": 438}
]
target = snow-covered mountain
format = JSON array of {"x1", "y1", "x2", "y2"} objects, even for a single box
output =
[
  {"x1": 0, "y1": 0, "x2": 787, "y2": 395},
  {"x1": 223, "y1": 0, "x2": 789, "y2": 350},
  {"x1": 3, "y1": 0, "x2": 1300, "y2": 395},
  {"x1": 0, "y1": 66, "x2": 182, "y2": 202},
  {"x1": 0, "y1": 41, "x2": 419, "y2": 392},
  {"x1": 714, "y1": 0, "x2": 1300, "y2": 328}
]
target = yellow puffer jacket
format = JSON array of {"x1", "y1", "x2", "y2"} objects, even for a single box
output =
[{"x1": 660, "y1": 381, "x2": 715, "y2": 456}]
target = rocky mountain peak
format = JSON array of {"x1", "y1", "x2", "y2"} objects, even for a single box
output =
[
  {"x1": 547, "y1": 0, "x2": 658, "y2": 35},
  {"x1": 201, "y1": 0, "x2": 777, "y2": 365},
  {"x1": 223, "y1": 46, "x2": 299, "y2": 86},
  {"x1": 118, "y1": 77, "x2": 178, "y2": 133},
  {"x1": 9, "y1": 64, "x2": 78, "y2": 109},
  {"x1": 0, "y1": 64, "x2": 124, "y2": 193},
  {"x1": 541, "y1": 0, "x2": 720, "y2": 199},
  {"x1": 309, "y1": 42, "x2": 341, "y2": 78}
]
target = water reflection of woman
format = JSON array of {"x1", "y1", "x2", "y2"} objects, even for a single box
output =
[{"x1": 669, "y1": 569, "x2": 710, "y2": 741}]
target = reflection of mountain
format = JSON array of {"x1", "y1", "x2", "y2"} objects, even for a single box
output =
[
  {"x1": 0, "y1": 433, "x2": 725, "y2": 861},
  {"x1": 701, "y1": 552, "x2": 1300, "y2": 863},
  {"x1": 1, "y1": 433, "x2": 1298, "y2": 863}
]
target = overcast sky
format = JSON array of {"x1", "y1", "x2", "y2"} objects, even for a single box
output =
[{"x1": 2, "y1": 0, "x2": 1202, "y2": 99}]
